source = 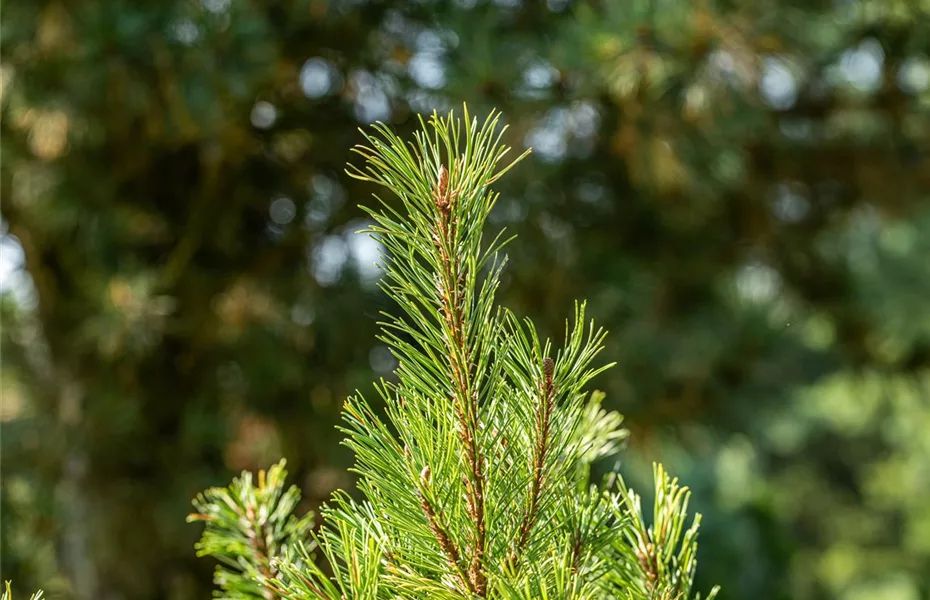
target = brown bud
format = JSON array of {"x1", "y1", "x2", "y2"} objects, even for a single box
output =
[
  {"x1": 437, "y1": 165, "x2": 448, "y2": 197},
  {"x1": 420, "y1": 465, "x2": 431, "y2": 485},
  {"x1": 543, "y1": 357, "x2": 555, "y2": 380},
  {"x1": 434, "y1": 165, "x2": 450, "y2": 211}
]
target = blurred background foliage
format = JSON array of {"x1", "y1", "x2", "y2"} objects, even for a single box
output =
[{"x1": 1, "y1": 0, "x2": 929, "y2": 598}]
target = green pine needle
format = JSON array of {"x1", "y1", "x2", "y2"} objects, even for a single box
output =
[{"x1": 1, "y1": 583, "x2": 43, "y2": 600}]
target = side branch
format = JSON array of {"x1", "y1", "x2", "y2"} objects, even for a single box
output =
[
  {"x1": 418, "y1": 467, "x2": 473, "y2": 594},
  {"x1": 511, "y1": 357, "x2": 557, "y2": 566}
]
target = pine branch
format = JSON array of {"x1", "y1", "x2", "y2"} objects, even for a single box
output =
[
  {"x1": 510, "y1": 356, "x2": 556, "y2": 567},
  {"x1": 418, "y1": 466, "x2": 472, "y2": 593},
  {"x1": 431, "y1": 163, "x2": 489, "y2": 595},
  {"x1": 345, "y1": 107, "x2": 529, "y2": 598},
  {"x1": 188, "y1": 460, "x2": 314, "y2": 600},
  {"x1": 612, "y1": 465, "x2": 720, "y2": 600}
]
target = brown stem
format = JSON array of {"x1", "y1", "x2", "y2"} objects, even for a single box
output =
[
  {"x1": 570, "y1": 530, "x2": 584, "y2": 576},
  {"x1": 419, "y1": 467, "x2": 474, "y2": 594},
  {"x1": 510, "y1": 357, "x2": 556, "y2": 567},
  {"x1": 432, "y1": 165, "x2": 488, "y2": 595}
]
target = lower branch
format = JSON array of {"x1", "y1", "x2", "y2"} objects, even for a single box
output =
[
  {"x1": 510, "y1": 357, "x2": 557, "y2": 567},
  {"x1": 419, "y1": 467, "x2": 474, "y2": 595}
]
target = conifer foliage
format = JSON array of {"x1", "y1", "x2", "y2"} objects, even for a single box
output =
[
  {"x1": 1, "y1": 583, "x2": 43, "y2": 600},
  {"x1": 188, "y1": 461, "x2": 315, "y2": 598},
  {"x1": 189, "y1": 107, "x2": 719, "y2": 600}
]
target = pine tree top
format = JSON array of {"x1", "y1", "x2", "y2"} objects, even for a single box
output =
[{"x1": 190, "y1": 106, "x2": 719, "y2": 600}]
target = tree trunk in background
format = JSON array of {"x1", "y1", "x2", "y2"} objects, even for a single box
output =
[{"x1": 58, "y1": 379, "x2": 96, "y2": 600}]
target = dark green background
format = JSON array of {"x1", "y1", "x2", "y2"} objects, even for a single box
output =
[{"x1": 2, "y1": 1, "x2": 929, "y2": 599}]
